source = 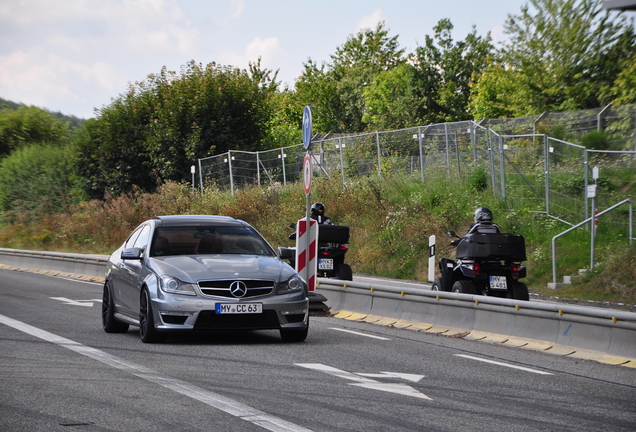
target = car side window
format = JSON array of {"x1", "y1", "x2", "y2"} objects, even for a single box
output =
[
  {"x1": 124, "y1": 227, "x2": 143, "y2": 249},
  {"x1": 133, "y1": 225, "x2": 151, "y2": 250}
]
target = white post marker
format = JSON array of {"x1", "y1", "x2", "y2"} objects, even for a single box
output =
[
  {"x1": 428, "y1": 235, "x2": 436, "y2": 282},
  {"x1": 295, "y1": 218, "x2": 318, "y2": 291}
]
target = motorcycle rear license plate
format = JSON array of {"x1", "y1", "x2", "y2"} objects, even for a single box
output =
[
  {"x1": 490, "y1": 276, "x2": 507, "y2": 290},
  {"x1": 318, "y1": 259, "x2": 334, "y2": 270}
]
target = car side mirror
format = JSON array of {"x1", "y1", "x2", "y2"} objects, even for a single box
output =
[{"x1": 121, "y1": 247, "x2": 143, "y2": 260}]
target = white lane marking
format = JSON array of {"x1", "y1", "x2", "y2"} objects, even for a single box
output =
[
  {"x1": 50, "y1": 297, "x2": 101, "y2": 307},
  {"x1": 0, "y1": 314, "x2": 314, "y2": 432},
  {"x1": 454, "y1": 354, "x2": 553, "y2": 375},
  {"x1": 296, "y1": 363, "x2": 432, "y2": 400},
  {"x1": 329, "y1": 328, "x2": 391, "y2": 340}
]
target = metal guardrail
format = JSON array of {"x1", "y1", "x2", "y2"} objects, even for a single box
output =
[
  {"x1": 0, "y1": 248, "x2": 109, "y2": 280},
  {"x1": 316, "y1": 277, "x2": 636, "y2": 363},
  {"x1": 551, "y1": 199, "x2": 633, "y2": 285},
  {"x1": 1, "y1": 248, "x2": 634, "y2": 364}
]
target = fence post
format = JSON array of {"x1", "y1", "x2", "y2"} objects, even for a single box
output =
[
  {"x1": 418, "y1": 126, "x2": 425, "y2": 183},
  {"x1": 444, "y1": 123, "x2": 450, "y2": 177},
  {"x1": 376, "y1": 132, "x2": 383, "y2": 180},
  {"x1": 488, "y1": 129, "x2": 496, "y2": 194},
  {"x1": 470, "y1": 121, "x2": 477, "y2": 164},
  {"x1": 597, "y1": 104, "x2": 612, "y2": 132},
  {"x1": 584, "y1": 150, "x2": 589, "y2": 223},
  {"x1": 544, "y1": 135, "x2": 550, "y2": 216},
  {"x1": 198, "y1": 159, "x2": 204, "y2": 194},
  {"x1": 280, "y1": 148, "x2": 286, "y2": 185},
  {"x1": 228, "y1": 151, "x2": 234, "y2": 196},
  {"x1": 499, "y1": 135, "x2": 506, "y2": 199},
  {"x1": 256, "y1": 151, "x2": 261, "y2": 188},
  {"x1": 338, "y1": 138, "x2": 345, "y2": 185}
]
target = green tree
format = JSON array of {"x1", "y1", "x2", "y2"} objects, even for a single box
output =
[
  {"x1": 0, "y1": 106, "x2": 70, "y2": 156},
  {"x1": 610, "y1": 52, "x2": 636, "y2": 104},
  {"x1": 363, "y1": 19, "x2": 493, "y2": 129},
  {"x1": 362, "y1": 63, "x2": 422, "y2": 130},
  {"x1": 411, "y1": 19, "x2": 493, "y2": 123},
  {"x1": 471, "y1": 0, "x2": 636, "y2": 117},
  {"x1": 0, "y1": 143, "x2": 74, "y2": 216},
  {"x1": 295, "y1": 21, "x2": 405, "y2": 133},
  {"x1": 74, "y1": 60, "x2": 275, "y2": 198}
]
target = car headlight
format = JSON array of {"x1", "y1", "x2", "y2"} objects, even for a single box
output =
[
  {"x1": 159, "y1": 275, "x2": 196, "y2": 296},
  {"x1": 278, "y1": 274, "x2": 304, "y2": 294}
]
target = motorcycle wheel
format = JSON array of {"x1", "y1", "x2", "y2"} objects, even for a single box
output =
[
  {"x1": 431, "y1": 278, "x2": 444, "y2": 291},
  {"x1": 452, "y1": 280, "x2": 477, "y2": 294},
  {"x1": 335, "y1": 263, "x2": 353, "y2": 281},
  {"x1": 510, "y1": 281, "x2": 529, "y2": 301}
]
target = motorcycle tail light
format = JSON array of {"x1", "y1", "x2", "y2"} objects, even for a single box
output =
[
  {"x1": 321, "y1": 251, "x2": 330, "y2": 256},
  {"x1": 473, "y1": 262, "x2": 481, "y2": 276},
  {"x1": 511, "y1": 263, "x2": 520, "y2": 277},
  {"x1": 340, "y1": 245, "x2": 349, "y2": 251}
]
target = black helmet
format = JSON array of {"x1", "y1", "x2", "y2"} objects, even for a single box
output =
[
  {"x1": 474, "y1": 207, "x2": 493, "y2": 223},
  {"x1": 311, "y1": 202, "x2": 325, "y2": 217}
]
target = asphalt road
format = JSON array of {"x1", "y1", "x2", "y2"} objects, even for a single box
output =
[{"x1": 1, "y1": 268, "x2": 635, "y2": 432}]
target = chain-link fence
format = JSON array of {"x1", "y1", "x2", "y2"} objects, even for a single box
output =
[{"x1": 198, "y1": 104, "x2": 636, "y2": 227}]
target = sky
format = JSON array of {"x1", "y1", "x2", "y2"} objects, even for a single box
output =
[{"x1": 0, "y1": 0, "x2": 531, "y2": 119}]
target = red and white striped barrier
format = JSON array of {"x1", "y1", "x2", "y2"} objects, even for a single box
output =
[{"x1": 295, "y1": 218, "x2": 318, "y2": 291}]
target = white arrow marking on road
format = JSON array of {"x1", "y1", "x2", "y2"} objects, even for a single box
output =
[
  {"x1": 50, "y1": 297, "x2": 101, "y2": 307},
  {"x1": 355, "y1": 372, "x2": 424, "y2": 382},
  {"x1": 296, "y1": 363, "x2": 431, "y2": 400}
]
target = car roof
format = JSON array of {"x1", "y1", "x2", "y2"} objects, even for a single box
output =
[{"x1": 155, "y1": 215, "x2": 245, "y2": 227}]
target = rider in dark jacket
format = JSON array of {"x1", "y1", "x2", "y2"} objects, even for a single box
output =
[
  {"x1": 451, "y1": 207, "x2": 501, "y2": 246},
  {"x1": 310, "y1": 202, "x2": 332, "y2": 225}
]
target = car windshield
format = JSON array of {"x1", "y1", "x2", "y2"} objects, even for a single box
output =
[{"x1": 150, "y1": 225, "x2": 274, "y2": 257}]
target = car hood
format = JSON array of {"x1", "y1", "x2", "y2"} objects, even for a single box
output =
[{"x1": 148, "y1": 254, "x2": 295, "y2": 283}]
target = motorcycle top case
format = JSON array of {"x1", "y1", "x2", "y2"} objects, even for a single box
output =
[
  {"x1": 455, "y1": 233, "x2": 526, "y2": 261},
  {"x1": 318, "y1": 224, "x2": 350, "y2": 244}
]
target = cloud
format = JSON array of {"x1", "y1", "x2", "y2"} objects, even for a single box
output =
[
  {"x1": 219, "y1": 36, "x2": 289, "y2": 76},
  {"x1": 356, "y1": 9, "x2": 385, "y2": 32},
  {"x1": 217, "y1": 0, "x2": 245, "y2": 26}
]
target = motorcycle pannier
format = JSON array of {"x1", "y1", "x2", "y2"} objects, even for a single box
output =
[
  {"x1": 318, "y1": 224, "x2": 350, "y2": 244},
  {"x1": 456, "y1": 233, "x2": 526, "y2": 261}
]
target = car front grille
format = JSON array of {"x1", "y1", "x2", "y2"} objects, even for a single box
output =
[
  {"x1": 194, "y1": 310, "x2": 280, "y2": 330},
  {"x1": 198, "y1": 279, "x2": 275, "y2": 298}
]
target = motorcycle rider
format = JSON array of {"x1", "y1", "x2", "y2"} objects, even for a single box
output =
[
  {"x1": 467, "y1": 207, "x2": 501, "y2": 234},
  {"x1": 310, "y1": 202, "x2": 332, "y2": 225},
  {"x1": 451, "y1": 207, "x2": 501, "y2": 246}
]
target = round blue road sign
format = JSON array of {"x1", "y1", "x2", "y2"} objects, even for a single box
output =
[{"x1": 302, "y1": 106, "x2": 312, "y2": 149}]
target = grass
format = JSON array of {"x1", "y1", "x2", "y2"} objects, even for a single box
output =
[{"x1": 0, "y1": 174, "x2": 634, "y2": 308}]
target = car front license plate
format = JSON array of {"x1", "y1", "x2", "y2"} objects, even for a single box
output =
[
  {"x1": 318, "y1": 258, "x2": 334, "y2": 270},
  {"x1": 215, "y1": 303, "x2": 262, "y2": 314},
  {"x1": 490, "y1": 276, "x2": 507, "y2": 290}
]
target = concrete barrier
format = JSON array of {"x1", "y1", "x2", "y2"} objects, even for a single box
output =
[
  {"x1": 1, "y1": 248, "x2": 634, "y2": 366},
  {"x1": 0, "y1": 248, "x2": 109, "y2": 282},
  {"x1": 316, "y1": 278, "x2": 636, "y2": 367}
]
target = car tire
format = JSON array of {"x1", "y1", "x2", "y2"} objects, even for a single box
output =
[
  {"x1": 102, "y1": 281, "x2": 129, "y2": 333},
  {"x1": 280, "y1": 323, "x2": 309, "y2": 342},
  {"x1": 336, "y1": 264, "x2": 353, "y2": 281},
  {"x1": 431, "y1": 278, "x2": 444, "y2": 291},
  {"x1": 452, "y1": 280, "x2": 476, "y2": 294},
  {"x1": 139, "y1": 288, "x2": 167, "y2": 343},
  {"x1": 511, "y1": 281, "x2": 530, "y2": 301}
]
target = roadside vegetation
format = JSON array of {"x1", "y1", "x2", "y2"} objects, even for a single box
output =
[{"x1": 0, "y1": 174, "x2": 634, "y2": 308}]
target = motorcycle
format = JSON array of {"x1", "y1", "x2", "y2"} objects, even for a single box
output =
[
  {"x1": 280, "y1": 223, "x2": 353, "y2": 281},
  {"x1": 432, "y1": 231, "x2": 529, "y2": 300}
]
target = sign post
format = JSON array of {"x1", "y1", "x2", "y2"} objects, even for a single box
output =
[{"x1": 299, "y1": 106, "x2": 318, "y2": 291}]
